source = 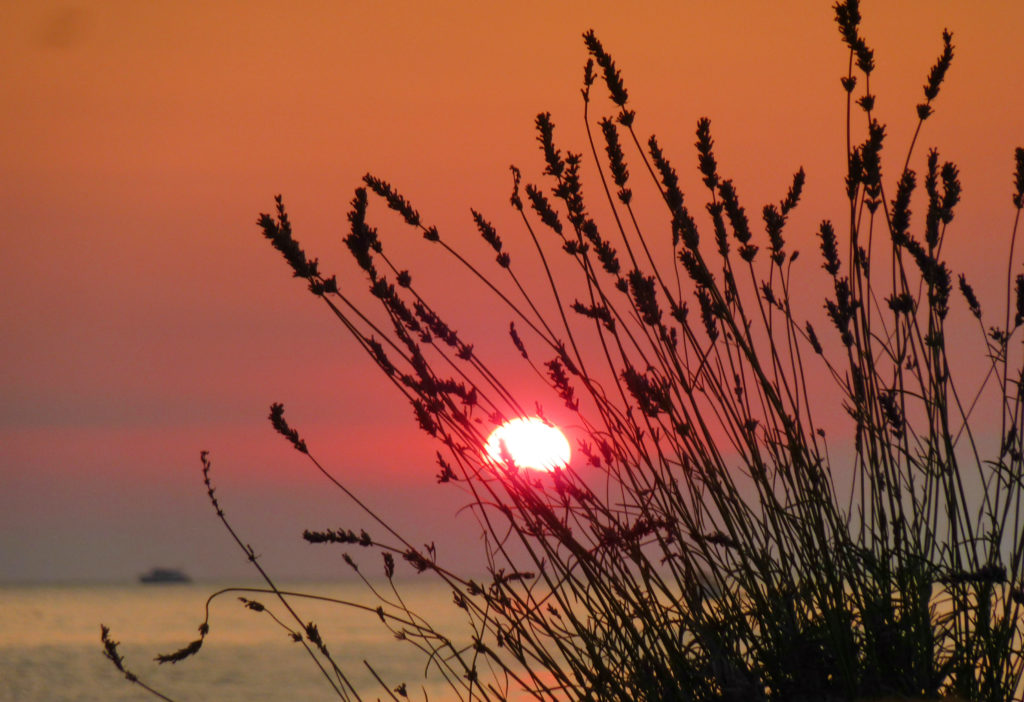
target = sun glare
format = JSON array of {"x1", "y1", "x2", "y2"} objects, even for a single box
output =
[{"x1": 485, "y1": 417, "x2": 571, "y2": 472}]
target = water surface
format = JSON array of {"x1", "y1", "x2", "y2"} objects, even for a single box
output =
[{"x1": 1, "y1": 580, "x2": 465, "y2": 701}]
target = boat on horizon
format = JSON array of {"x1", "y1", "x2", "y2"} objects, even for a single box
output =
[{"x1": 138, "y1": 567, "x2": 192, "y2": 584}]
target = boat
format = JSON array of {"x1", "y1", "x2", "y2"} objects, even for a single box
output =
[{"x1": 139, "y1": 567, "x2": 192, "y2": 584}]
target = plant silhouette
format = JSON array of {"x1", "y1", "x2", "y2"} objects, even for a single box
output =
[{"x1": 105, "y1": 3, "x2": 1024, "y2": 700}]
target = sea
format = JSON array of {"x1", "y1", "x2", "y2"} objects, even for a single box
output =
[{"x1": 0, "y1": 579, "x2": 470, "y2": 702}]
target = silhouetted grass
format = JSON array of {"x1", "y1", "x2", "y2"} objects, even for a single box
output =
[{"x1": 106, "y1": 2, "x2": 1024, "y2": 700}]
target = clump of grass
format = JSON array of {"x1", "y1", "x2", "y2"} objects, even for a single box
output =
[{"x1": 108, "y1": 2, "x2": 1024, "y2": 700}]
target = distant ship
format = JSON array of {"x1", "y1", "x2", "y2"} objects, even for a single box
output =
[{"x1": 139, "y1": 567, "x2": 192, "y2": 584}]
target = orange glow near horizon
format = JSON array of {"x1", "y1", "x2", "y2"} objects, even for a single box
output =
[{"x1": 485, "y1": 418, "x2": 571, "y2": 472}]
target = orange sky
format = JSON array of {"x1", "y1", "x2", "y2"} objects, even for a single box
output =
[{"x1": 2, "y1": 1, "x2": 1022, "y2": 582}]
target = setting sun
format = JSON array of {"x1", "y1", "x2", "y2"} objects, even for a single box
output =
[{"x1": 484, "y1": 417, "x2": 571, "y2": 472}]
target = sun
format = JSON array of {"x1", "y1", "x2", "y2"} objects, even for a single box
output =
[{"x1": 484, "y1": 417, "x2": 571, "y2": 472}]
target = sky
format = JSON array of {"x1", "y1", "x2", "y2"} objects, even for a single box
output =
[{"x1": 2, "y1": 1, "x2": 1023, "y2": 583}]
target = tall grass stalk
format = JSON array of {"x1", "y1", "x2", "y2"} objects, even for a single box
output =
[{"x1": 105, "y1": 3, "x2": 1024, "y2": 700}]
